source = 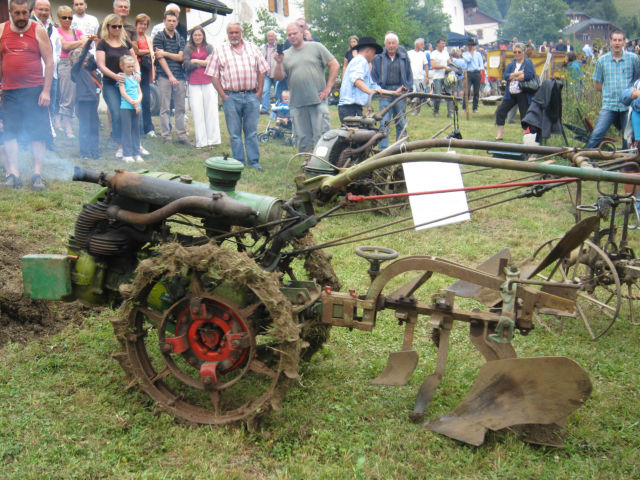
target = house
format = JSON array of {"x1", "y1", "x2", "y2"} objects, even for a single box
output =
[
  {"x1": 464, "y1": 7, "x2": 502, "y2": 44},
  {"x1": 565, "y1": 8, "x2": 590, "y2": 25},
  {"x1": 562, "y1": 17, "x2": 621, "y2": 46},
  {"x1": 443, "y1": 0, "x2": 477, "y2": 34},
  {"x1": 188, "y1": 0, "x2": 305, "y2": 45}
]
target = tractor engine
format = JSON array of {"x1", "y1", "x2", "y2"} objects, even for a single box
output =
[{"x1": 22, "y1": 158, "x2": 282, "y2": 305}]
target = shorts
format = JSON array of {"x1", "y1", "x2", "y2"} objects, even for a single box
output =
[{"x1": 2, "y1": 86, "x2": 50, "y2": 143}]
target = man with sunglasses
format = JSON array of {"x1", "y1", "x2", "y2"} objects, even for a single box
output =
[{"x1": 0, "y1": 0, "x2": 54, "y2": 190}]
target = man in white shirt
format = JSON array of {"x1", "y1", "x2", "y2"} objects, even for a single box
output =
[
  {"x1": 71, "y1": 0, "x2": 98, "y2": 36},
  {"x1": 407, "y1": 37, "x2": 428, "y2": 114},
  {"x1": 430, "y1": 37, "x2": 452, "y2": 117}
]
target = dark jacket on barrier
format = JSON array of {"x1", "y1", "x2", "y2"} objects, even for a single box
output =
[
  {"x1": 522, "y1": 79, "x2": 564, "y2": 140},
  {"x1": 371, "y1": 48, "x2": 413, "y2": 91}
]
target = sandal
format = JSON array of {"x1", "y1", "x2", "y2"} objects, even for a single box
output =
[
  {"x1": 1, "y1": 173, "x2": 23, "y2": 189},
  {"x1": 494, "y1": 137, "x2": 503, "y2": 141}
]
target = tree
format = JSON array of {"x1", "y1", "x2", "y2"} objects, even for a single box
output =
[
  {"x1": 407, "y1": 0, "x2": 450, "y2": 43},
  {"x1": 242, "y1": 8, "x2": 286, "y2": 46},
  {"x1": 502, "y1": 0, "x2": 569, "y2": 44},
  {"x1": 306, "y1": 0, "x2": 449, "y2": 57}
]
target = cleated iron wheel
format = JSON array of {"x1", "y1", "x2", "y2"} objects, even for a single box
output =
[
  {"x1": 531, "y1": 238, "x2": 622, "y2": 339},
  {"x1": 112, "y1": 242, "x2": 301, "y2": 425}
]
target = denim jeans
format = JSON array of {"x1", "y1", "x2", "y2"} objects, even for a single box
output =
[
  {"x1": 432, "y1": 78, "x2": 453, "y2": 116},
  {"x1": 222, "y1": 92, "x2": 261, "y2": 166},
  {"x1": 586, "y1": 109, "x2": 628, "y2": 149},
  {"x1": 140, "y1": 67, "x2": 155, "y2": 135},
  {"x1": 103, "y1": 82, "x2": 122, "y2": 143},
  {"x1": 275, "y1": 78, "x2": 288, "y2": 103},
  {"x1": 261, "y1": 76, "x2": 276, "y2": 112},
  {"x1": 121, "y1": 108, "x2": 141, "y2": 157},
  {"x1": 378, "y1": 96, "x2": 407, "y2": 149},
  {"x1": 466, "y1": 70, "x2": 481, "y2": 111}
]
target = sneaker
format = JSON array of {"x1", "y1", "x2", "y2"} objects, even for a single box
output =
[
  {"x1": 146, "y1": 131, "x2": 157, "y2": 138},
  {"x1": 162, "y1": 138, "x2": 172, "y2": 144},
  {"x1": 31, "y1": 174, "x2": 45, "y2": 191},
  {"x1": 115, "y1": 147, "x2": 123, "y2": 158},
  {"x1": 250, "y1": 164, "x2": 264, "y2": 172},
  {"x1": 123, "y1": 156, "x2": 135, "y2": 163},
  {"x1": 139, "y1": 146, "x2": 150, "y2": 155},
  {"x1": 135, "y1": 155, "x2": 145, "y2": 163},
  {"x1": 1, "y1": 173, "x2": 22, "y2": 189},
  {"x1": 177, "y1": 138, "x2": 193, "y2": 146}
]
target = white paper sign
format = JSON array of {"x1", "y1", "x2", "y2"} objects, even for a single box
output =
[{"x1": 402, "y1": 161, "x2": 470, "y2": 230}]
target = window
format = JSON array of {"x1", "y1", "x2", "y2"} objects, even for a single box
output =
[{"x1": 269, "y1": 0, "x2": 289, "y2": 16}]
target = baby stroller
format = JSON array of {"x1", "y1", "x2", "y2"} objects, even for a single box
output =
[{"x1": 258, "y1": 103, "x2": 295, "y2": 146}]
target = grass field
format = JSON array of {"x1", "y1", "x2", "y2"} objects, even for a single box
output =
[{"x1": 1, "y1": 98, "x2": 639, "y2": 479}]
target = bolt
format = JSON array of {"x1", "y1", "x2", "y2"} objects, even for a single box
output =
[
  {"x1": 231, "y1": 339, "x2": 241, "y2": 348},
  {"x1": 160, "y1": 342, "x2": 172, "y2": 354},
  {"x1": 222, "y1": 313, "x2": 230, "y2": 321},
  {"x1": 202, "y1": 376, "x2": 213, "y2": 386}
]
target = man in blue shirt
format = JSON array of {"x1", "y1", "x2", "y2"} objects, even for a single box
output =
[
  {"x1": 462, "y1": 38, "x2": 483, "y2": 113},
  {"x1": 586, "y1": 30, "x2": 640, "y2": 149}
]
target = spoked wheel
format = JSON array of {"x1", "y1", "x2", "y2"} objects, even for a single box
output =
[
  {"x1": 616, "y1": 258, "x2": 640, "y2": 326},
  {"x1": 258, "y1": 133, "x2": 270, "y2": 143},
  {"x1": 369, "y1": 164, "x2": 408, "y2": 215},
  {"x1": 531, "y1": 238, "x2": 622, "y2": 339},
  {"x1": 112, "y1": 242, "x2": 300, "y2": 425}
]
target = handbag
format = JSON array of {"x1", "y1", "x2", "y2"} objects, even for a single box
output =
[
  {"x1": 520, "y1": 74, "x2": 540, "y2": 94},
  {"x1": 140, "y1": 54, "x2": 153, "y2": 71}
]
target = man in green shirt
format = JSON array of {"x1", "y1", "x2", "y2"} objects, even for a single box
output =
[{"x1": 273, "y1": 23, "x2": 339, "y2": 152}]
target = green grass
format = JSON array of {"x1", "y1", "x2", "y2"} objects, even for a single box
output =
[{"x1": 1, "y1": 101, "x2": 639, "y2": 479}]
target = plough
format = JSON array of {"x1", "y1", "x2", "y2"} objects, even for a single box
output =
[{"x1": 20, "y1": 138, "x2": 640, "y2": 446}]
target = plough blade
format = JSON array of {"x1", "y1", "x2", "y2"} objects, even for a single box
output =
[
  {"x1": 370, "y1": 350, "x2": 419, "y2": 386},
  {"x1": 425, "y1": 356, "x2": 592, "y2": 446},
  {"x1": 526, "y1": 216, "x2": 599, "y2": 279}
]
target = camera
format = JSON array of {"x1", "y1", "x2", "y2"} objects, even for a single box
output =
[{"x1": 276, "y1": 43, "x2": 284, "y2": 55}]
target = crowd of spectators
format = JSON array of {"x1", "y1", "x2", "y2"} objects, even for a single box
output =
[{"x1": 2, "y1": 0, "x2": 640, "y2": 190}]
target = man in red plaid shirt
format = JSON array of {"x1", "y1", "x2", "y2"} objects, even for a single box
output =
[{"x1": 207, "y1": 23, "x2": 268, "y2": 171}]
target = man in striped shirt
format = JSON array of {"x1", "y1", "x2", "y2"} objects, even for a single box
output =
[{"x1": 207, "y1": 23, "x2": 268, "y2": 171}]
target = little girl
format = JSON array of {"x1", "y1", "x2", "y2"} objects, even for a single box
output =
[{"x1": 119, "y1": 55, "x2": 143, "y2": 163}]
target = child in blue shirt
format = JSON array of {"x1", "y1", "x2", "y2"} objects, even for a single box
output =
[
  {"x1": 119, "y1": 55, "x2": 143, "y2": 163},
  {"x1": 270, "y1": 90, "x2": 291, "y2": 129}
]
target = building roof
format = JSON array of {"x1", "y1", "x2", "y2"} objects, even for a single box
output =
[
  {"x1": 563, "y1": 17, "x2": 619, "y2": 35},
  {"x1": 160, "y1": 0, "x2": 233, "y2": 15},
  {"x1": 565, "y1": 9, "x2": 588, "y2": 16},
  {"x1": 462, "y1": 0, "x2": 477, "y2": 9},
  {"x1": 465, "y1": 9, "x2": 503, "y2": 26}
]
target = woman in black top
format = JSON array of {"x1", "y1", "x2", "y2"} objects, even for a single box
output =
[
  {"x1": 343, "y1": 35, "x2": 359, "y2": 73},
  {"x1": 96, "y1": 13, "x2": 139, "y2": 158}
]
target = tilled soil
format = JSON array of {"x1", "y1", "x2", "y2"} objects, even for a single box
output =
[{"x1": 0, "y1": 229, "x2": 86, "y2": 348}]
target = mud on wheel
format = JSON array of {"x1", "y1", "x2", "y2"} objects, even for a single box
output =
[{"x1": 111, "y1": 242, "x2": 301, "y2": 425}]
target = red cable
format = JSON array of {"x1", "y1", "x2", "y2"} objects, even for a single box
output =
[{"x1": 346, "y1": 177, "x2": 579, "y2": 202}]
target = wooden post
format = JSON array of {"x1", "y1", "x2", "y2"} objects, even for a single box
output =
[{"x1": 464, "y1": 71, "x2": 469, "y2": 120}]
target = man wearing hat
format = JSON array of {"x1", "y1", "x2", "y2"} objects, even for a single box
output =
[
  {"x1": 338, "y1": 37, "x2": 401, "y2": 123},
  {"x1": 463, "y1": 37, "x2": 484, "y2": 113}
]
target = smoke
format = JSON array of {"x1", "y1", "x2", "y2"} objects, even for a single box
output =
[{"x1": 41, "y1": 150, "x2": 76, "y2": 181}]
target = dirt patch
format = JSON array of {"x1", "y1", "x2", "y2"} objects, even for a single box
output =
[{"x1": 0, "y1": 229, "x2": 85, "y2": 348}]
